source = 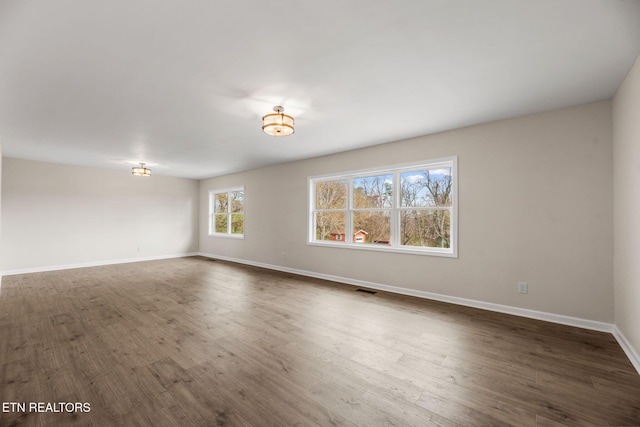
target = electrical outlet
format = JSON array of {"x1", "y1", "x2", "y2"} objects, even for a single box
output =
[{"x1": 518, "y1": 281, "x2": 528, "y2": 294}]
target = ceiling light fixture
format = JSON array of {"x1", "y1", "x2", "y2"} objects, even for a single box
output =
[
  {"x1": 262, "y1": 105, "x2": 294, "y2": 136},
  {"x1": 132, "y1": 162, "x2": 151, "y2": 177}
]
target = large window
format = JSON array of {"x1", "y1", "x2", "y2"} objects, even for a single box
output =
[
  {"x1": 209, "y1": 187, "x2": 244, "y2": 238},
  {"x1": 309, "y1": 157, "x2": 457, "y2": 256}
]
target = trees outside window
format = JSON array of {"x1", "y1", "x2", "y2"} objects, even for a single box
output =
[
  {"x1": 309, "y1": 158, "x2": 457, "y2": 257},
  {"x1": 209, "y1": 187, "x2": 244, "y2": 238},
  {"x1": 314, "y1": 179, "x2": 347, "y2": 242},
  {"x1": 353, "y1": 174, "x2": 392, "y2": 245},
  {"x1": 400, "y1": 169, "x2": 452, "y2": 248}
]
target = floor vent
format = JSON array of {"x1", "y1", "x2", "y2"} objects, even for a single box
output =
[{"x1": 355, "y1": 288, "x2": 377, "y2": 295}]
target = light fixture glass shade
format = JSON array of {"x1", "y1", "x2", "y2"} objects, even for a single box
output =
[
  {"x1": 132, "y1": 163, "x2": 151, "y2": 176},
  {"x1": 262, "y1": 106, "x2": 294, "y2": 136}
]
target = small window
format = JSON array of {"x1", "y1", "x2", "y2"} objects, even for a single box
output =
[
  {"x1": 209, "y1": 187, "x2": 244, "y2": 238},
  {"x1": 308, "y1": 157, "x2": 457, "y2": 257}
]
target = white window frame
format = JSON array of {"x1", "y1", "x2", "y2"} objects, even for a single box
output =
[
  {"x1": 208, "y1": 186, "x2": 245, "y2": 239},
  {"x1": 308, "y1": 157, "x2": 458, "y2": 257}
]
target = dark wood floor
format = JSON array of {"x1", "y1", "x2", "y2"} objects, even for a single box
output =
[{"x1": 0, "y1": 257, "x2": 639, "y2": 426}]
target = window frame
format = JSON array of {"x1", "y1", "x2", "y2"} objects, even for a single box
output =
[
  {"x1": 308, "y1": 157, "x2": 457, "y2": 257},
  {"x1": 208, "y1": 186, "x2": 245, "y2": 239}
]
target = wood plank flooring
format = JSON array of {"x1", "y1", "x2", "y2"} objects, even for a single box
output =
[{"x1": 0, "y1": 256, "x2": 639, "y2": 426}]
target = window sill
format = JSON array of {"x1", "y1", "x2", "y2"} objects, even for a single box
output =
[
  {"x1": 307, "y1": 240, "x2": 457, "y2": 258},
  {"x1": 208, "y1": 234, "x2": 244, "y2": 239}
]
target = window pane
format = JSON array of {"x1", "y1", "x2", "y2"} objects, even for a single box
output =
[
  {"x1": 215, "y1": 214, "x2": 228, "y2": 233},
  {"x1": 309, "y1": 158, "x2": 455, "y2": 255},
  {"x1": 214, "y1": 193, "x2": 228, "y2": 213},
  {"x1": 400, "y1": 168, "x2": 452, "y2": 207},
  {"x1": 353, "y1": 174, "x2": 393, "y2": 209},
  {"x1": 231, "y1": 191, "x2": 244, "y2": 213},
  {"x1": 353, "y1": 211, "x2": 391, "y2": 244},
  {"x1": 315, "y1": 212, "x2": 346, "y2": 241},
  {"x1": 400, "y1": 209, "x2": 450, "y2": 248},
  {"x1": 316, "y1": 180, "x2": 347, "y2": 209},
  {"x1": 231, "y1": 213, "x2": 243, "y2": 234}
]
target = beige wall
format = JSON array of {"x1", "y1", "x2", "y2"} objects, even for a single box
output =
[
  {"x1": 0, "y1": 149, "x2": 2, "y2": 278},
  {"x1": 0, "y1": 100, "x2": 619, "y2": 325},
  {"x1": 200, "y1": 101, "x2": 613, "y2": 322},
  {"x1": 613, "y1": 57, "x2": 640, "y2": 357},
  {"x1": 1, "y1": 158, "x2": 199, "y2": 272}
]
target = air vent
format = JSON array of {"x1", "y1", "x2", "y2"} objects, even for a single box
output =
[{"x1": 355, "y1": 288, "x2": 377, "y2": 295}]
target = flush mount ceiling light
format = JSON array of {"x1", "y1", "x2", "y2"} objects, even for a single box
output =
[
  {"x1": 262, "y1": 105, "x2": 294, "y2": 137},
  {"x1": 132, "y1": 162, "x2": 151, "y2": 177}
]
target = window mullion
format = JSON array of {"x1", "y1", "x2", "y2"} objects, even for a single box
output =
[
  {"x1": 209, "y1": 192, "x2": 214, "y2": 235},
  {"x1": 309, "y1": 180, "x2": 316, "y2": 242},
  {"x1": 345, "y1": 178, "x2": 352, "y2": 244},
  {"x1": 227, "y1": 191, "x2": 232, "y2": 235},
  {"x1": 391, "y1": 170, "x2": 400, "y2": 247}
]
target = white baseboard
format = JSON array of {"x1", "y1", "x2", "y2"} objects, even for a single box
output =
[
  {"x1": 1, "y1": 252, "x2": 200, "y2": 277},
  {"x1": 198, "y1": 252, "x2": 614, "y2": 333},
  {"x1": 613, "y1": 326, "x2": 640, "y2": 375},
  {"x1": 201, "y1": 252, "x2": 640, "y2": 374},
  {"x1": 4, "y1": 251, "x2": 637, "y2": 375}
]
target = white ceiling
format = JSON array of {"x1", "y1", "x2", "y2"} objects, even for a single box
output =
[{"x1": 1, "y1": 1, "x2": 639, "y2": 179}]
